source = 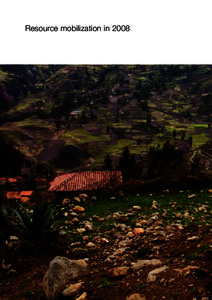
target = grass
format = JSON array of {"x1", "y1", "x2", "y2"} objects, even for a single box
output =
[
  {"x1": 61, "y1": 128, "x2": 111, "y2": 144},
  {"x1": 8, "y1": 98, "x2": 42, "y2": 113},
  {"x1": 98, "y1": 278, "x2": 117, "y2": 288},
  {"x1": 132, "y1": 283, "x2": 147, "y2": 290},
  {"x1": 15, "y1": 118, "x2": 50, "y2": 128},
  {"x1": 184, "y1": 253, "x2": 199, "y2": 264},
  {"x1": 51, "y1": 189, "x2": 212, "y2": 248}
]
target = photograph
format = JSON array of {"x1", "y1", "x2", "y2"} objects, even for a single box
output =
[{"x1": 0, "y1": 64, "x2": 212, "y2": 299}]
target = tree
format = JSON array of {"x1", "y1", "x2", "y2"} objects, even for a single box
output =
[
  {"x1": 189, "y1": 136, "x2": 193, "y2": 148},
  {"x1": 146, "y1": 140, "x2": 186, "y2": 179},
  {"x1": 173, "y1": 129, "x2": 177, "y2": 139},
  {"x1": 116, "y1": 147, "x2": 138, "y2": 181},
  {"x1": 181, "y1": 131, "x2": 186, "y2": 140},
  {"x1": 0, "y1": 132, "x2": 26, "y2": 177},
  {"x1": 104, "y1": 154, "x2": 114, "y2": 171}
]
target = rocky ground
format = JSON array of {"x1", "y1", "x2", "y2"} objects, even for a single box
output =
[{"x1": 0, "y1": 192, "x2": 212, "y2": 300}]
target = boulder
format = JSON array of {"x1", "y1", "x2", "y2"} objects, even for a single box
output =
[
  {"x1": 62, "y1": 198, "x2": 71, "y2": 206},
  {"x1": 133, "y1": 228, "x2": 144, "y2": 236},
  {"x1": 73, "y1": 206, "x2": 85, "y2": 213},
  {"x1": 109, "y1": 266, "x2": 130, "y2": 278},
  {"x1": 147, "y1": 265, "x2": 168, "y2": 282},
  {"x1": 43, "y1": 256, "x2": 88, "y2": 299},
  {"x1": 79, "y1": 194, "x2": 88, "y2": 200},
  {"x1": 132, "y1": 259, "x2": 162, "y2": 271}
]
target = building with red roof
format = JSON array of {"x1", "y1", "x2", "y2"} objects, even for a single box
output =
[{"x1": 48, "y1": 171, "x2": 122, "y2": 192}]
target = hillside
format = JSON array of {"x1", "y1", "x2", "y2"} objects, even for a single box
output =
[{"x1": 1, "y1": 65, "x2": 212, "y2": 178}]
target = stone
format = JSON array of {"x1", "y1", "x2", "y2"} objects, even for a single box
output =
[
  {"x1": 151, "y1": 201, "x2": 160, "y2": 210},
  {"x1": 184, "y1": 212, "x2": 190, "y2": 218},
  {"x1": 109, "y1": 266, "x2": 129, "y2": 278},
  {"x1": 72, "y1": 217, "x2": 79, "y2": 223},
  {"x1": 188, "y1": 194, "x2": 197, "y2": 199},
  {"x1": 187, "y1": 236, "x2": 199, "y2": 241},
  {"x1": 43, "y1": 256, "x2": 87, "y2": 299},
  {"x1": 70, "y1": 212, "x2": 78, "y2": 216},
  {"x1": 113, "y1": 248, "x2": 127, "y2": 256},
  {"x1": 70, "y1": 242, "x2": 82, "y2": 247},
  {"x1": 62, "y1": 198, "x2": 71, "y2": 206},
  {"x1": 84, "y1": 224, "x2": 93, "y2": 231},
  {"x1": 94, "y1": 237, "x2": 109, "y2": 244},
  {"x1": 133, "y1": 206, "x2": 141, "y2": 211},
  {"x1": 139, "y1": 220, "x2": 147, "y2": 226},
  {"x1": 147, "y1": 265, "x2": 168, "y2": 282},
  {"x1": 74, "y1": 197, "x2": 81, "y2": 202},
  {"x1": 76, "y1": 292, "x2": 87, "y2": 300},
  {"x1": 98, "y1": 217, "x2": 104, "y2": 222},
  {"x1": 118, "y1": 239, "x2": 132, "y2": 247},
  {"x1": 126, "y1": 294, "x2": 146, "y2": 300},
  {"x1": 112, "y1": 212, "x2": 121, "y2": 219},
  {"x1": 115, "y1": 223, "x2": 128, "y2": 230},
  {"x1": 79, "y1": 194, "x2": 88, "y2": 200},
  {"x1": 59, "y1": 231, "x2": 67, "y2": 236},
  {"x1": 119, "y1": 215, "x2": 129, "y2": 222},
  {"x1": 133, "y1": 228, "x2": 144, "y2": 236},
  {"x1": 10, "y1": 236, "x2": 19, "y2": 241},
  {"x1": 126, "y1": 231, "x2": 134, "y2": 238},
  {"x1": 62, "y1": 282, "x2": 83, "y2": 297},
  {"x1": 77, "y1": 228, "x2": 86, "y2": 234},
  {"x1": 1, "y1": 259, "x2": 11, "y2": 270},
  {"x1": 132, "y1": 259, "x2": 162, "y2": 271},
  {"x1": 86, "y1": 242, "x2": 96, "y2": 248},
  {"x1": 73, "y1": 206, "x2": 85, "y2": 213}
]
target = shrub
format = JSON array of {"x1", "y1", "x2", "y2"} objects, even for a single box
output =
[{"x1": 12, "y1": 199, "x2": 59, "y2": 247}]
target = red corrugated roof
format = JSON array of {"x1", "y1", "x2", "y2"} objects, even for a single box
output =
[
  {"x1": 49, "y1": 171, "x2": 122, "y2": 191},
  {"x1": 6, "y1": 192, "x2": 20, "y2": 199},
  {"x1": 8, "y1": 178, "x2": 17, "y2": 183},
  {"x1": 19, "y1": 191, "x2": 34, "y2": 197},
  {"x1": 6, "y1": 191, "x2": 34, "y2": 199},
  {"x1": 20, "y1": 196, "x2": 31, "y2": 203}
]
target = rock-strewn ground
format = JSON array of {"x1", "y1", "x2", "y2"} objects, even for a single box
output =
[{"x1": 0, "y1": 191, "x2": 212, "y2": 300}]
